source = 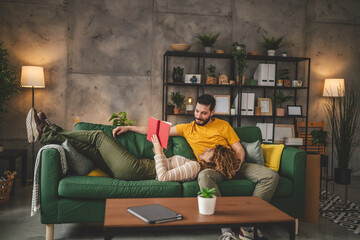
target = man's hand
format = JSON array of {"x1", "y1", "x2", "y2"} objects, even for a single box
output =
[
  {"x1": 112, "y1": 126, "x2": 130, "y2": 137},
  {"x1": 151, "y1": 134, "x2": 164, "y2": 156}
]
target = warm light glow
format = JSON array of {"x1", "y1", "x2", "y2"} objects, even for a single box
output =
[
  {"x1": 322, "y1": 78, "x2": 345, "y2": 97},
  {"x1": 21, "y1": 66, "x2": 45, "y2": 88},
  {"x1": 187, "y1": 97, "x2": 194, "y2": 104}
]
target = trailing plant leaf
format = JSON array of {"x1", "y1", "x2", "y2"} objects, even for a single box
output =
[
  {"x1": 311, "y1": 129, "x2": 328, "y2": 146},
  {"x1": 108, "y1": 112, "x2": 136, "y2": 126},
  {"x1": 231, "y1": 42, "x2": 248, "y2": 80}
]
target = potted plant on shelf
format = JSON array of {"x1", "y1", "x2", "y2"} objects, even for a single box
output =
[
  {"x1": 231, "y1": 42, "x2": 248, "y2": 85},
  {"x1": 260, "y1": 35, "x2": 283, "y2": 56},
  {"x1": 172, "y1": 66, "x2": 184, "y2": 83},
  {"x1": 170, "y1": 92, "x2": 185, "y2": 114},
  {"x1": 278, "y1": 67, "x2": 290, "y2": 87},
  {"x1": 197, "y1": 187, "x2": 217, "y2": 215},
  {"x1": 195, "y1": 32, "x2": 221, "y2": 53},
  {"x1": 206, "y1": 64, "x2": 217, "y2": 84},
  {"x1": 108, "y1": 112, "x2": 136, "y2": 126},
  {"x1": 272, "y1": 90, "x2": 293, "y2": 116},
  {"x1": 323, "y1": 87, "x2": 360, "y2": 185}
]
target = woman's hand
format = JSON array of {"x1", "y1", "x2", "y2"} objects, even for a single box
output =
[
  {"x1": 112, "y1": 126, "x2": 129, "y2": 137},
  {"x1": 151, "y1": 134, "x2": 163, "y2": 156}
]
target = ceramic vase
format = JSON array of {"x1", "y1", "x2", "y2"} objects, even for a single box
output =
[{"x1": 267, "y1": 50, "x2": 276, "y2": 56}]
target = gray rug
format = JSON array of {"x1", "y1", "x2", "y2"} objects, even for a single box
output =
[{"x1": 319, "y1": 191, "x2": 360, "y2": 235}]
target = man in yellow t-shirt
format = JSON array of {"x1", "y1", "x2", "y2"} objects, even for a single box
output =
[{"x1": 113, "y1": 94, "x2": 278, "y2": 240}]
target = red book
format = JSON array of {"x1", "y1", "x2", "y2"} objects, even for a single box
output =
[{"x1": 146, "y1": 117, "x2": 172, "y2": 149}]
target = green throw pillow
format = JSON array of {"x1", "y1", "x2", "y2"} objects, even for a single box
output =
[
  {"x1": 62, "y1": 140, "x2": 95, "y2": 176},
  {"x1": 241, "y1": 140, "x2": 264, "y2": 165}
]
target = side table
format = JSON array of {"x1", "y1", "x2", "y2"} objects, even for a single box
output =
[{"x1": 0, "y1": 149, "x2": 28, "y2": 186}]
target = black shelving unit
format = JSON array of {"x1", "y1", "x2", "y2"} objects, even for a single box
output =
[{"x1": 162, "y1": 51, "x2": 310, "y2": 150}]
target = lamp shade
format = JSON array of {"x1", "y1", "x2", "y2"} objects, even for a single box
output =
[
  {"x1": 322, "y1": 78, "x2": 345, "y2": 97},
  {"x1": 21, "y1": 66, "x2": 45, "y2": 88}
]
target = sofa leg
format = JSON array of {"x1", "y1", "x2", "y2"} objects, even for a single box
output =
[
  {"x1": 46, "y1": 224, "x2": 54, "y2": 240},
  {"x1": 295, "y1": 218, "x2": 299, "y2": 235}
]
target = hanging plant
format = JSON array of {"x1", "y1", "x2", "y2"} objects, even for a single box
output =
[{"x1": 231, "y1": 42, "x2": 248, "y2": 81}]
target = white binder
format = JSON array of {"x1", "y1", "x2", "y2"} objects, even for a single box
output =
[
  {"x1": 254, "y1": 64, "x2": 269, "y2": 86},
  {"x1": 266, "y1": 123, "x2": 274, "y2": 142},
  {"x1": 268, "y1": 64, "x2": 276, "y2": 86},
  {"x1": 241, "y1": 93, "x2": 248, "y2": 115},
  {"x1": 247, "y1": 93, "x2": 255, "y2": 116},
  {"x1": 256, "y1": 123, "x2": 267, "y2": 142}
]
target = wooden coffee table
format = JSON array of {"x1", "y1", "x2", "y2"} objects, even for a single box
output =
[{"x1": 104, "y1": 196, "x2": 295, "y2": 240}]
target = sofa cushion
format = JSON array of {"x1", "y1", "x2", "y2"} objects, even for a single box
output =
[
  {"x1": 62, "y1": 140, "x2": 95, "y2": 176},
  {"x1": 58, "y1": 176, "x2": 182, "y2": 199},
  {"x1": 181, "y1": 177, "x2": 292, "y2": 197},
  {"x1": 262, "y1": 144, "x2": 285, "y2": 171},
  {"x1": 241, "y1": 140, "x2": 264, "y2": 165},
  {"x1": 171, "y1": 136, "x2": 196, "y2": 160}
]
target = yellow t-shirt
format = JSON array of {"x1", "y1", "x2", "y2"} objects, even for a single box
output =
[{"x1": 176, "y1": 118, "x2": 240, "y2": 160}]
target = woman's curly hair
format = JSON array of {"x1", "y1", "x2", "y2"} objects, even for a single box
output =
[{"x1": 198, "y1": 145, "x2": 240, "y2": 179}]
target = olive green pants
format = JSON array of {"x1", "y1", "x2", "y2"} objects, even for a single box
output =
[
  {"x1": 40, "y1": 124, "x2": 156, "y2": 180},
  {"x1": 197, "y1": 162, "x2": 279, "y2": 202}
]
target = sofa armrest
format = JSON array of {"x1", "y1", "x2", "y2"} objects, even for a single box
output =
[
  {"x1": 40, "y1": 148, "x2": 64, "y2": 224},
  {"x1": 279, "y1": 147, "x2": 306, "y2": 182}
]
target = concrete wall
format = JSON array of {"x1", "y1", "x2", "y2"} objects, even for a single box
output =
[{"x1": 0, "y1": 0, "x2": 359, "y2": 177}]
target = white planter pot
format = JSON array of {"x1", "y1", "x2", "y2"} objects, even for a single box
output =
[
  {"x1": 204, "y1": 47, "x2": 212, "y2": 53},
  {"x1": 198, "y1": 195, "x2": 216, "y2": 215},
  {"x1": 267, "y1": 50, "x2": 276, "y2": 56},
  {"x1": 230, "y1": 109, "x2": 236, "y2": 115}
]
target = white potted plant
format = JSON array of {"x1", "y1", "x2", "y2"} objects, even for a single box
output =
[
  {"x1": 197, "y1": 187, "x2": 217, "y2": 215},
  {"x1": 195, "y1": 32, "x2": 221, "y2": 53},
  {"x1": 260, "y1": 35, "x2": 283, "y2": 56}
]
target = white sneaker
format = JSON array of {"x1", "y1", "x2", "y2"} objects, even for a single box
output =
[
  {"x1": 218, "y1": 231, "x2": 237, "y2": 240},
  {"x1": 239, "y1": 227, "x2": 268, "y2": 240}
]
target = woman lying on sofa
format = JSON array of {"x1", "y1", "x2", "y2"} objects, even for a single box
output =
[{"x1": 28, "y1": 109, "x2": 240, "y2": 182}]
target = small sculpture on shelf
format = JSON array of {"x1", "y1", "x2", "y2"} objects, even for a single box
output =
[
  {"x1": 219, "y1": 74, "x2": 228, "y2": 84},
  {"x1": 190, "y1": 75, "x2": 198, "y2": 84}
]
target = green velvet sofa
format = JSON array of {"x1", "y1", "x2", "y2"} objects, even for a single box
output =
[{"x1": 40, "y1": 122, "x2": 306, "y2": 239}]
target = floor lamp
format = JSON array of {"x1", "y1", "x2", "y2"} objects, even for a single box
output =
[
  {"x1": 21, "y1": 66, "x2": 45, "y2": 179},
  {"x1": 322, "y1": 78, "x2": 345, "y2": 195}
]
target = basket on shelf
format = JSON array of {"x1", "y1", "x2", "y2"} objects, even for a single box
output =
[{"x1": 0, "y1": 171, "x2": 16, "y2": 205}]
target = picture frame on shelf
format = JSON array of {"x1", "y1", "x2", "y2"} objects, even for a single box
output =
[
  {"x1": 257, "y1": 98, "x2": 272, "y2": 116},
  {"x1": 185, "y1": 74, "x2": 201, "y2": 84},
  {"x1": 274, "y1": 124, "x2": 295, "y2": 143},
  {"x1": 287, "y1": 105, "x2": 302, "y2": 116},
  {"x1": 214, "y1": 95, "x2": 230, "y2": 115}
]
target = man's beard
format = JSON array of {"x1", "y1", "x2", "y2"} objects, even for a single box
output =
[{"x1": 195, "y1": 115, "x2": 212, "y2": 126}]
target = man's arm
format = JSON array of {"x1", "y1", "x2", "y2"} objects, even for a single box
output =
[
  {"x1": 112, "y1": 125, "x2": 147, "y2": 137},
  {"x1": 112, "y1": 125, "x2": 179, "y2": 137},
  {"x1": 231, "y1": 141, "x2": 246, "y2": 168}
]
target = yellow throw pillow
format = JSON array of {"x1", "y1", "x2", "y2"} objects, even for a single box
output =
[
  {"x1": 87, "y1": 168, "x2": 110, "y2": 178},
  {"x1": 261, "y1": 144, "x2": 285, "y2": 172}
]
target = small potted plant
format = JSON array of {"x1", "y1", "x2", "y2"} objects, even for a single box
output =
[
  {"x1": 231, "y1": 42, "x2": 248, "y2": 85},
  {"x1": 206, "y1": 64, "x2": 217, "y2": 84},
  {"x1": 197, "y1": 187, "x2": 217, "y2": 215},
  {"x1": 195, "y1": 32, "x2": 221, "y2": 53},
  {"x1": 272, "y1": 90, "x2": 293, "y2": 116},
  {"x1": 108, "y1": 112, "x2": 136, "y2": 126},
  {"x1": 278, "y1": 67, "x2": 290, "y2": 87},
  {"x1": 260, "y1": 35, "x2": 283, "y2": 56},
  {"x1": 172, "y1": 66, "x2": 184, "y2": 83},
  {"x1": 170, "y1": 92, "x2": 185, "y2": 114},
  {"x1": 230, "y1": 103, "x2": 236, "y2": 115}
]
